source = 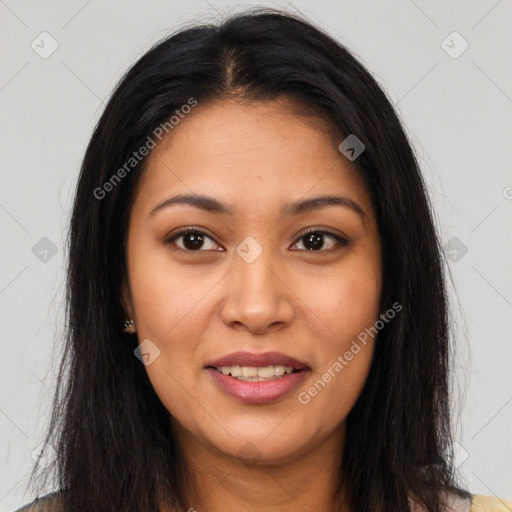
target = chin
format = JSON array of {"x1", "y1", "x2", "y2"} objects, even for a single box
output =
[
  {"x1": 207, "y1": 426, "x2": 317, "y2": 467},
  {"x1": 230, "y1": 440, "x2": 306, "y2": 466}
]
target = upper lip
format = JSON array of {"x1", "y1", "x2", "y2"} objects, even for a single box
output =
[{"x1": 206, "y1": 351, "x2": 308, "y2": 370}]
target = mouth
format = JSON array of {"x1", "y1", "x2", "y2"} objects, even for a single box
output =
[
  {"x1": 208, "y1": 364, "x2": 302, "y2": 382},
  {"x1": 205, "y1": 351, "x2": 310, "y2": 403}
]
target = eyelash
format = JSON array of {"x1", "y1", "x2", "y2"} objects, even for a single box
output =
[{"x1": 165, "y1": 227, "x2": 349, "y2": 254}]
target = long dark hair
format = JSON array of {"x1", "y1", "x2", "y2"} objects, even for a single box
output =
[{"x1": 30, "y1": 7, "x2": 470, "y2": 511}]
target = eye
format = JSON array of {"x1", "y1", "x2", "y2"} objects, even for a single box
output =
[
  {"x1": 166, "y1": 229, "x2": 223, "y2": 252},
  {"x1": 291, "y1": 228, "x2": 349, "y2": 253},
  {"x1": 165, "y1": 227, "x2": 349, "y2": 253}
]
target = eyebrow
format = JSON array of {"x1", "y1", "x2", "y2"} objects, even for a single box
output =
[{"x1": 149, "y1": 193, "x2": 367, "y2": 222}]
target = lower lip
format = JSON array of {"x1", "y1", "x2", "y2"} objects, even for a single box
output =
[{"x1": 206, "y1": 368, "x2": 308, "y2": 404}]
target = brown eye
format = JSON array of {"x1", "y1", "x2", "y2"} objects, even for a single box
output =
[
  {"x1": 166, "y1": 230, "x2": 222, "y2": 252},
  {"x1": 165, "y1": 227, "x2": 348, "y2": 254},
  {"x1": 291, "y1": 229, "x2": 349, "y2": 252}
]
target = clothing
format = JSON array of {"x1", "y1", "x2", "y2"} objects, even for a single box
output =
[
  {"x1": 13, "y1": 492, "x2": 512, "y2": 511},
  {"x1": 470, "y1": 495, "x2": 512, "y2": 512}
]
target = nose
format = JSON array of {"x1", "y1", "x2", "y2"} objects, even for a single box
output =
[{"x1": 220, "y1": 245, "x2": 295, "y2": 335}]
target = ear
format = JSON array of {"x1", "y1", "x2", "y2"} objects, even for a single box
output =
[{"x1": 120, "y1": 277, "x2": 133, "y2": 318}]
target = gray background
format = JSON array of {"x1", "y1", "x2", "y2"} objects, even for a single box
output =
[{"x1": 1, "y1": 0, "x2": 511, "y2": 509}]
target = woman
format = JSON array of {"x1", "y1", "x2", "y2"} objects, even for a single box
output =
[{"x1": 16, "y1": 8, "x2": 511, "y2": 512}]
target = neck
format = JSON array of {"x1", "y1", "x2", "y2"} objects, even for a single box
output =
[{"x1": 169, "y1": 424, "x2": 348, "y2": 512}]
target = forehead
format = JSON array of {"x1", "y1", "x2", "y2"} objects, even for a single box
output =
[{"x1": 132, "y1": 97, "x2": 373, "y2": 219}]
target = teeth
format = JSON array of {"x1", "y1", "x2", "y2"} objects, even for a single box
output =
[
  {"x1": 257, "y1": 366, "x2": 275, "y2": 378},
  {"x1": 275, "y1": 365, "x2": 289, "y2": 376},
  {"x1": 242, "y1": 366, "x2": 258, "y2": 377},
  {"x1": 217, "y1": 365, "x2": 295, "y2": 381}
]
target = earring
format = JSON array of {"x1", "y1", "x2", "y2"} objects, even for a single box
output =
[{"x1": 122, "y1": 319, "x2": 136, "y2": 334}]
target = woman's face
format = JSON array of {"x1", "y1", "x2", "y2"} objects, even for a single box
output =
[{"x1": 122, "y1": 97, "x2": 382, "y2": 466}]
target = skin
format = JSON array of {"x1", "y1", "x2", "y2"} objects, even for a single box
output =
[{"x1": 121, "y1": 97, "x2": 382, "y2": 512}]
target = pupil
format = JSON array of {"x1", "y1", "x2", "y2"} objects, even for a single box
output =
[
  {"x1": 304, "y1": 232, "x2": 323, "y2": 250},
  {"x1": 184, "y1": 232, "x2": 204, "y2": 250}
]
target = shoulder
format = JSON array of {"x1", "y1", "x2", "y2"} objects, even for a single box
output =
[
  {"x1": 13, "y1": 492, "x2": 63, "y2": 512},
  {"x1": 470, "y1": 494, "x2": 512, "y2": 512}
]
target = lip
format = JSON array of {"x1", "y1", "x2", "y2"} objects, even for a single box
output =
[
  {"x1": 205, "y1": 351, "x2": 310, "y2": 404},
  {"x1": 206, "y1": 367, "x2": 309, "y2": 404},
  {"x1": 206, "y1": 351, "x2": 308, "y2": 370}
]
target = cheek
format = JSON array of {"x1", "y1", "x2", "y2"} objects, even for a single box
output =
[
  {"x1": 305, "y1": 250, "x2": 382, "y2": 348},
  {"x1": 126, "y1": 247, "x2": 215, "y2": 413},
  {"x1": 128, "y1": 241, "x2": 213, "y2": 343},
  {"x1": 297, "y1": 343, "x2": 373, "y2": 435},
  {"x1": 293, "y1": 248, "x2": 381, "y2": 414},
  {"x1": 295, "y1": 275, "x2": 379, "y2": 425},
  {"x1": 129, "y1": 254, "x2": 206, "y2": 416}
]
